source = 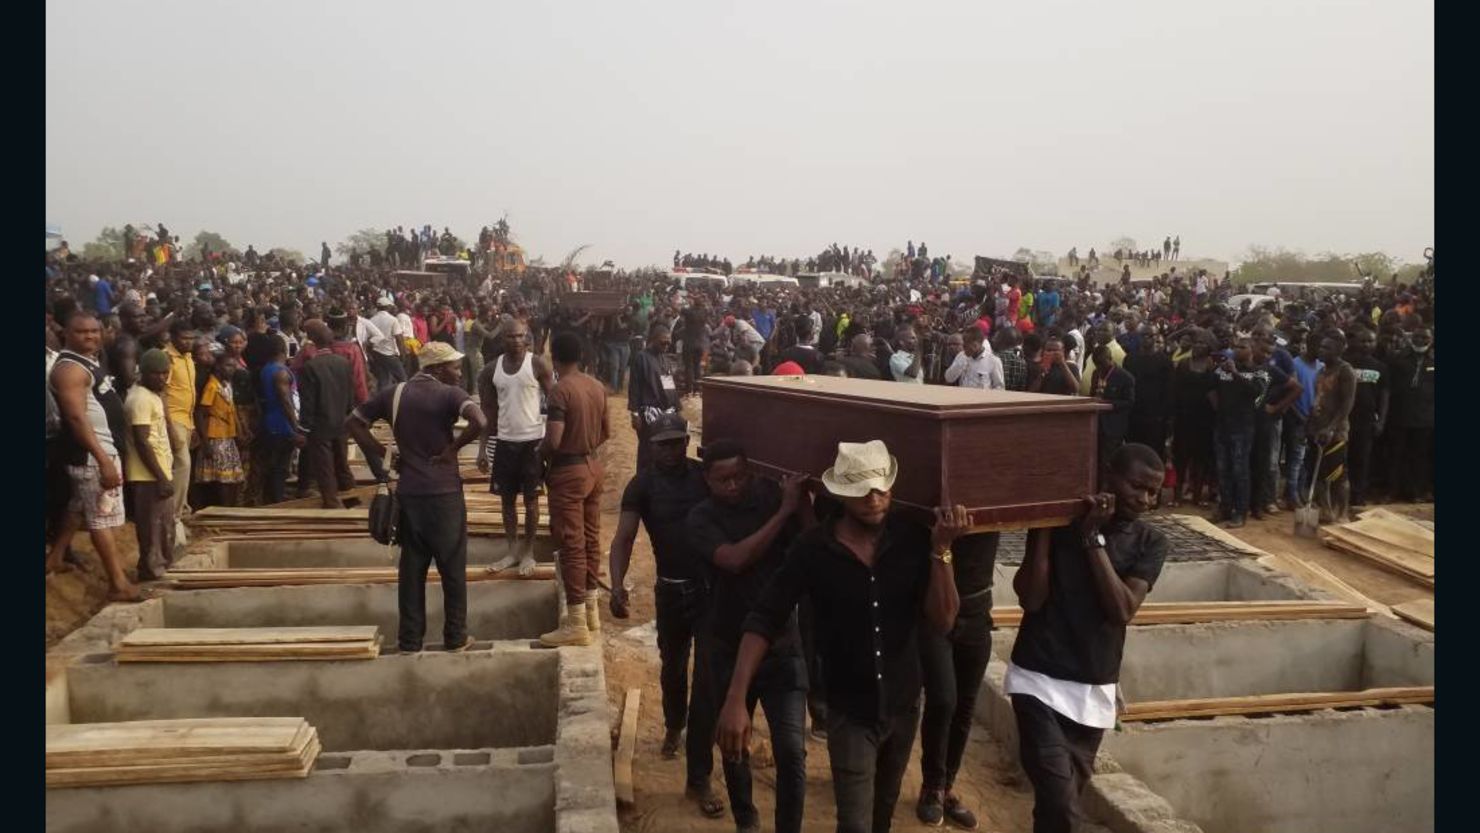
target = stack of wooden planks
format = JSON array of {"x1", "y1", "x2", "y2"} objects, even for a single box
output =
[
  {"x1": 991, "y1": 600, "x2": 1370, "y2": 629},
  {"x1": 1121, "y1": 686, "x2": 1435, "y2": 722},
  {"x1": 1392, "y1": 598, "x2": 1435, "y2": 632},
  {"x1": 167, "y1": 565, "x2": 556, "y2": 589},
  {"x1": 185, "y1": 505, "x2": 548, "y2": 541},
  {"x1": 47, "y1": 717, "x2": 321, "y2": 788},
  {"x1": 115, "y1": 627, "x2": 381, "y2": 662},
  {"x1": 1320, "y1": 508, "x2": 1434, "y2": 588}
]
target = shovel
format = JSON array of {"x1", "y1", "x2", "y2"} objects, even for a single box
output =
[{"x1": 1294, "y1": 443, "x2": 1323, "y2": 538}]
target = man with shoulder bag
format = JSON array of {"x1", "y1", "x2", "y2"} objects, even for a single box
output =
[{"x1": 348, "y1": 342, "x2": 486, "y2": 653}]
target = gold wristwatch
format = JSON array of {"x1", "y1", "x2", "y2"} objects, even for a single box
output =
[{"x1": 931, "y1": 548, "x2": 953, "y2": 564}]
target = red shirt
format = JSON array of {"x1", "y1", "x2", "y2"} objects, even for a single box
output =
[
  {"x1": 1007, "y1": 288, "x2": 1022, "y2": 323},
  {"x1": 293, "y1": 341, "x2": 370, "y2": 404}
]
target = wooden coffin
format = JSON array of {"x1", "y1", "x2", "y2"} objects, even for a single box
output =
[
  {"x1": 558, "y1": 291, "x2": 628, "y2": 314},
  {"x1": 701, "y1": 375, "x2": 1109, "y2": 530}
]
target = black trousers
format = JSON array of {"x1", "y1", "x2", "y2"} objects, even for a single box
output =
[
  {"x1": 260, "y1": 434, "x2": 297, "y2": 505},
  {"x1": 1011, "y1": 694, "x2": 1105, "y2": 833},
  {"x1": 711, "y1": 651, "x2": 809, "y2": 833},
  {"x1": 918, "y1": 606, "x2": 993, "y2": 793},
  {"x1": 370, "y1": 351, "x2": 408, "y2": 391},
  {"x1": 682, "y1": 349, "x2": 704, "y2": 394},
  {"x1": 799, "y1": 596, "x2": 827, "y2": 726},
  {"x1": 1388, "y1": 425, "x2": 1434, "y2": 501},
  {"x1": 653, "y1": 579, "x2": 715, "y2": 789},
  {"x1": 827, "y1": 704, "x2": 921, "y2": 833},
  {"x1": 397, "y1": 492, "x2": 469, "y2": 651},
  {"x1": 1347, "y1": 419, "x2": 1375, "y2": 505}
]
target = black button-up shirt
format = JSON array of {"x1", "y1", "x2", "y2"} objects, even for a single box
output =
[
  {"x1": 620, "y1": 460, "x2": 709, "y2": 581},
  {"x1": 688, "y1": 478, "x2": 801, "y2": 656},
  {"x1": 742, "y1": 514, "x2": 933, "y2": 725},
  {"x1": 1010, "y1": 519, "x2": 1167, "y2": 685}
]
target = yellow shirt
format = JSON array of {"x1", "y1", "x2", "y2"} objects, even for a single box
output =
[
  {"x1": 124, "y1": 386, "x2": 173, "y2": 482},
  {"x1": 1079, "y1": 339, "x2": 1127, "y2": 395},
  {"x1": 199, "y1": 376, "x2": 238, "y2": 439},
  {"x1": 163, "y1": 344, "x2": 197, "y2": 427}
]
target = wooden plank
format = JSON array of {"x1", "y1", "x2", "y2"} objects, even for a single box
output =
[
  {"x1": 1255, "y1": 555, "x2": 1393, "y2": 617},
  {"x1": 166, "y1": 565, "x2": 555, "y2": 588},
  {"x1": 120, "y1": 627, "x2": 379, "y2": 647},
  {"x1": 1122, "y1": 686, "x2": 1434, "y2": 722},
  {"x1": 1392, "y1": 599, "x2": 1435, "y2": 632},
  {"x1": 49, "y1": 733, "x2": 320, "y2": 788},
  {"x1": 1325, "y1": 526, "x2": 1432, "y2": 567},
  {"x1": 1320, "y1": 530, "x2": 1435, "y2": 587},
  {"x1": 47, "y1": 718, "x2": 307, "y2": 762},
  {"x1": 1349, "y1": 509, "x2": 1435, "y2": 557},
  {"x1": 613, "y1": 688, "x2": 641, "y2": 806},
  {"x1": 991, "y1": 601, "x2": 1370, "y2": 629}
]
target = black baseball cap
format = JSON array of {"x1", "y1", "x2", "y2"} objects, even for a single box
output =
[{"x1": 650, "y1": 412, "x2": 690, "y2": 443}]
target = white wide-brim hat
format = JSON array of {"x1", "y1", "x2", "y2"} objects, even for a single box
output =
[{"x1": 820, "y1": 440, "x2": 899, "y2": 498}]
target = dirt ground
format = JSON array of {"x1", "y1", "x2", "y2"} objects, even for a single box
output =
[
  {"x1": 598, "y1": 395, "x2": 1036, "y2": 833},
  {"x1": 45, "y1": 522, "x2": 144, "y2": 648}
]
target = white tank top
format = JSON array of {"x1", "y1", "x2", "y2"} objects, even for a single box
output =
[{"x1": 492, "y1": 352, "x2": 545, "y2": 442}]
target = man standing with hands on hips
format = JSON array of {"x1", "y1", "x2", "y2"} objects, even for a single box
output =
[
  {"x1": 1005, "y1": 443, "x2": 1168, "y2": 833},
  {"x1": 718, "y1": 439, "x2": 969, "y2": 833}
]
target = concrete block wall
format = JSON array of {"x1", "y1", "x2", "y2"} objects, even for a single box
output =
[
  {"x1": 47, "y1": 746, "x2": 559, "y2": 833},
  {"x1": 160, "y1": 581, "x2": 560, "y2": 643}
]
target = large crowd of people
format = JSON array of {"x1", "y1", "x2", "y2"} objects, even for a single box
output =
[{"x1": 44, "y1": 227, "x2": 1434, "y2": 832}]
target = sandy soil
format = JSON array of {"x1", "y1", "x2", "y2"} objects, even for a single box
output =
[
  {"x1": 599, "y1": 394, "x2": 1037, "y2": 833},
  {"x1": 45, "y1": 523, "x2": 144, "y2": 648}
]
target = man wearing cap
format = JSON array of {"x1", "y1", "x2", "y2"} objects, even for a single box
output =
[
  {"x1": 1005, "y1": 443, "x2": 1167, "y2": 833},
  {"x1": 607, "y1": 413, "x2": 725, "y2": 819},
  {"x1": 627, "y1": 321, "x2": 679, "y2": 471},
  {"x1": 477, "y1": 319, "x2": 554, "y2": 577},
  {"x1": 363, "y1": 297, "x2": 408, "y2": 391},
  {"x1": 347, "y1": 341, "x2": 487, "y2": 653},
  {"x1": 686, "y1": 440, "x2": 814, "y2": 833},
  {"x1": 717, "y1": 440, "x2": 969, "y2": 833}
]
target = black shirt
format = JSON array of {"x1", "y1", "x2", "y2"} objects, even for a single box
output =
[
  {"x1": 1212, "y1": 365, "x2": 1269, "y2": 432},
  {"x1": 775, "y1": 344, "x2": 826, "y2": 374},
  {"x1": 1010, "y1": 521, "x2": 1167, "y2": 685},
  {"x1": 621, "y1": 460, "x2": 709, "y2": 581},
  {"x1": 1349, "y1": 354, "x2": 1387, "y2": 424},
  {"x1": 743, "y1": 514, "x2": 934, "y2": 724},
  {"x1": 688, "y1": 478, "x2": 801, "y2": 656},
  {"x1": 628, "y1": 349, "x2": 676, "y2": 413},
  {"x1": 840, "y1": 355, "x2": 883, "y2": 380},
  {"x1": 297, "y1": 352, "x2": 353, "y2": 438},
  {"x1": 1124, "y1": 352, "x2": 1173, "y2": 422}
]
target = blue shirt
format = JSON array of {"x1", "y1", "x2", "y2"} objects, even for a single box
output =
[
  {"x1": 94, "y1": 280, "x2": 115, "y2": 316},
  {"x1": 1036, "y1": 289, "x2": 1060, "y2": 327},
  {"x1": 260, "y1": 362, "x2": 298, "y2": 437},
  {"x1": 751, "y1": 310, "x2": 775, "y2": 340},
  {"x1": 1291, "y1": 356, "x2": 1323, "y2": 418}
]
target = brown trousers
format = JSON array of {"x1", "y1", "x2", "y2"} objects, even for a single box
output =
[
  {"x1": 546, "y1": 458, "x2": 604, "y2": 605},
  {"x1": 130, "y1": 480, "x2": 177, "y2": 580}
]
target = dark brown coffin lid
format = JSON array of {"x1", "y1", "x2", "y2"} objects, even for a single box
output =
[{"x1": 703, "y1": 375, "x2": 1110, "y2": 419}]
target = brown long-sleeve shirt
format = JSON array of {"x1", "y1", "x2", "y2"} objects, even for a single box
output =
[{"x1": 1308, "y1": 360, "x2": 1357, "y2": 441}]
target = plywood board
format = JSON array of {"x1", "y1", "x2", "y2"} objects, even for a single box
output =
[
  {"x1": 120, "y1": 627, "x2": 379, "y2": 647},
  {"x1": 1122, "y1": 686, "x2": 1434, "y2": 722},
  {"x1": 1392, "y1": 599, "x2": 1435, "y2": 632},
  {"x1": 614, "y1": 688, "x2": 641, "y2": 806}
]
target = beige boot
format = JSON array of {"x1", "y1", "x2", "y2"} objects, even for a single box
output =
[
  {"x1": 586, "y1": 589, "x2": 602, "y2": 633},
  {"x1": 539, "y1": 602, "x2": 592, "y2": 647}
]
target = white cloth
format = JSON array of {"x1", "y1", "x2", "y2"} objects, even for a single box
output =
[
  {"x1": 1003, "y1": 661, "x2": 1119, "y2": 730},
  {"x1": 369, "y1": 311, "x2": 406, "y2": 356},
  {"x1": 944, "y1": 350, "x2": 1004, "y2": 390},
  {"x1": 889, "y1": 350, "x2": 924, "y2": 384},
  {"x1": 356, "y1": 317, "x2": 394, "y2": 359},
  {"x1": 731, "y1": 319, "x2": 766, "y2": 352},
  {"x1": 491, "y1": 352, "x2": 545, "y2": 442}
]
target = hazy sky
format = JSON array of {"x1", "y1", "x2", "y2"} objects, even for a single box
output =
[{"x1": 46, "y1": 0, "x2": 1433, "y2": 268}]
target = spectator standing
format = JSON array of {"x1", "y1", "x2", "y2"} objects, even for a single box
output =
[{"x1": 125, "y1": 348, "x2": 179, "y2": 580}]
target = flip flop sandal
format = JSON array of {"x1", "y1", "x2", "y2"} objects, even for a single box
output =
[
  {"x1": 685, "y1": 787, "x2": 726, "y2": 819},
  {"x1": 107, "y1": 587, "x2": 158, "y2": 604}
]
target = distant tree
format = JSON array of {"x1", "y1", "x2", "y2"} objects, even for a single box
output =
[
  {"x1": 185, "y1": 230, "x2": 235, "y2": 261},
  {"x1": 1012, "y1": 247, "x2": 1059, "y2": 275},
  {"x1": 337, "y1": 228, "x2": 386, "y2": 258},
  {"x1": 1109, "y1": 236, "x2": 1137, "y2": 253},
  {"x1": 1232, "y1": 247, "x2": 1422, "y2": 286},
  {"x1": 267, "y1": 248, "x2": 306, "y2": 266},
  {"x1": 81, "y1": 226, "x2": 125, "y2": 262}
]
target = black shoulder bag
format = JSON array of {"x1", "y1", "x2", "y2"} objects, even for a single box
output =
[{"x1": 368, "y1": 383, "x2": 405, "y2": 545}]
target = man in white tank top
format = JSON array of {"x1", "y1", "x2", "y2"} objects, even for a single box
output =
[{"x1": 476, "y1": 320, "x2": 555, "y2": 575}]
